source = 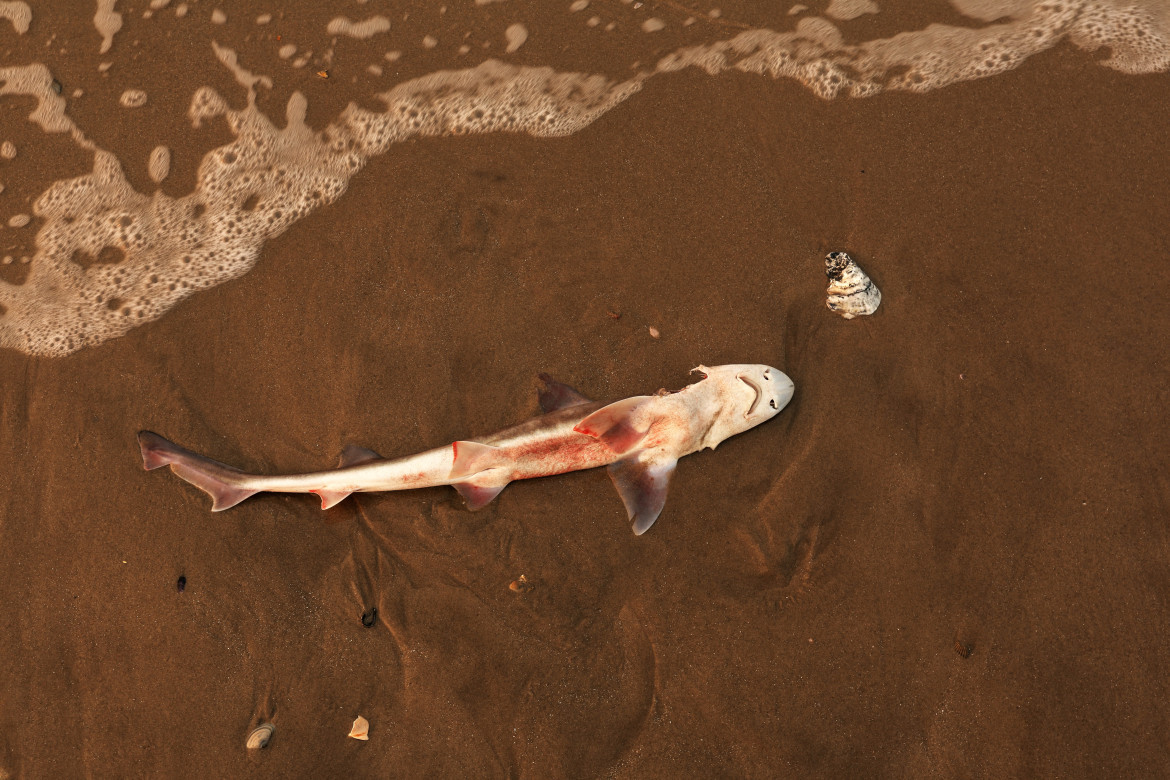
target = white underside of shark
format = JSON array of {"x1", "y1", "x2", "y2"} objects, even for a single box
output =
[{"x1": 138, "y1": 363, "x2": 794, "y2": 535}]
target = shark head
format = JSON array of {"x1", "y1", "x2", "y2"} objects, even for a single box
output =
[{"x1": 689, "y1": 363, "x2": 795, "y2": 449}]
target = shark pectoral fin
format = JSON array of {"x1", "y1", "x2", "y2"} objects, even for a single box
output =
[
  {"x1": 453, "y1": 479, "x2": 508, "y2": 511},
  {"x1": 573, "y1": 397, "x2": 653, "y2": 455},
  {"x1": 311, "y1": 489, "x2": 353, "y2": 510},
  {"x1": 607, "y1": 456, "x2": 677, "y2": 535},
  {"x1": 537, "y1": 373, "x2": 594, "y2": 413},
  {"x1": 450, "y1": 440, "x2": 503, "y2": 480},
  {"x1": 338, "y1": 445, "x2": 383, "y2": 467}
]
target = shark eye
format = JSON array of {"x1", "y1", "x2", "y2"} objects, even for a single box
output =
[
  {"x1": 763, "y1": 370, "x2": 770, "y2": 381},
  {"x1": 769, "y1": 399, "x2": 778, "y2": 409}
]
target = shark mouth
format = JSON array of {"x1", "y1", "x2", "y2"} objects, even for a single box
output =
[{"x1": 737, "y1": 374, "x2": 764, "y2": 419}]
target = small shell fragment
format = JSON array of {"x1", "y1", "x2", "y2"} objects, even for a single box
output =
[
  {"x1": 648, "y1": 326, "x2": 660, "y2": 339},
  {"x1": 825, "y1": 251, "x2": 880, "y2": 319},
  {"x1": 509, "y1": 574, "x2": 532, "y2": 593},
  {"x1": 246, "y1": 722, "x2": 275, "y2": 749},
  {"x1": 348, "y1": 715, "x2": 370, "y2": 740}
]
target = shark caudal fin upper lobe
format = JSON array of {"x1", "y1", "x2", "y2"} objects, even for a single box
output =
[{"x1": 137, "y1": 431, "x2": 259, "y2": 511}]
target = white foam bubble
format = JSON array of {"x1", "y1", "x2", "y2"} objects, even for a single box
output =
[
  {"x1": 210, "y1": 9, "x2": 225, "y2": 25},
  {"x1": 326, "y1": 15, "x2": 391, "y2": 40},
  {"x1": 119, "y1": 89, "x2": 147, "y2": 108},
  {"x1": 94, "y1": 0, "x2": 122, "y2": 54},
  {"x1": 642, "y1": 18, "x2": 665, "y2": 32},
  {"x1": 0, "y1": 1, "x2": 31, "y2": 34},
  {"x1": 0, "y1": 141, "x2": 15, "y2": 159},
  {"x1": 505, "y1": 23, "x2": 528, "y2": 53},
  {"x1": 148, "y1": 146, "x2": 170, "y2": 184},
  {"x1": 825, "y1": 0, "x2": 878, "y2": 21},
  {"x1": 7, "y1": 214, "x2": 29, "y2": 228}
]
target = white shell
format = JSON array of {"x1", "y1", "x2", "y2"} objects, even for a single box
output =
[
  {"x1": 825, "y1": 251, "x2": 880, "y2": 319},
  {"x1": 246, "y1": 722, "x2": 275, "y2": 749},
  {"x1": 348, "y1": 715, "x2": 370, "y2": 740}
]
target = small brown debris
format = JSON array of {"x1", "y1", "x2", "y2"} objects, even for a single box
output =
[
  {"x1": 509, "y1": 574, "x2": 532, "y2": 593},
  {"x1": 648, "y1": 326, "x2": 660, "y2": 339},
  {"x1": 316, "y1": 69, "x2": 329, "y2": 79},
  {"x1": 954, "y1": 639, "x2": 973, "y2": 658},
  {"x1": 606, "y1": 310, "x2": 621, "y2": 319}
]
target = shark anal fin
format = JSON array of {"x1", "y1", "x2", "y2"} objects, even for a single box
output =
[
  {"x1": 338, "y1": 445, "x2": 383, "y2": 468},
  {"x1": 573, "y1": 397, "x2": 653, "y2": 455},
  {"x1": 453, "y1": 479, "x2": 508, "y2": 511},
  {"x1": 607, "y1": 456, "x2": 677, "y2": 535},
  {"x1": 450, "y1": 440, "x2": 502, "y2": 480},
  {"x1": 537, "y1": 373, "x2": 594, "y2": 413}
]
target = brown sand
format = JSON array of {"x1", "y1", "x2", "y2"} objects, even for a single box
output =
[{"x1": 2, "y1": 4, "x2": 1170, "y2": 777}]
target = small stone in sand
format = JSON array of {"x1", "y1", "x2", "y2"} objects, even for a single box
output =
[
  {"x1": 176, "y1": 575, "x2": 186, "y2": 592},
  {"x1": 348, "y1": 715, "x2": 370, "y2": 740},
  {"x1": 648, "y1": 326, "x2": 660, "y2": 338},
  {"x1": 361, "y1": 607, "x2": 377, "y2": 627}
]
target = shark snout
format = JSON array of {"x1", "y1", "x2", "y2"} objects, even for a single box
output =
[{"x1": 736, "y1": 365, "x2": 794, "y2": 420}]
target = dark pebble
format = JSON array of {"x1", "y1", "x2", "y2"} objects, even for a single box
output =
[
  {"x1": 177, "y1": 575, "x2": 186, "y2": 593},
  {"x1": 51, "y1": 80, "x2": 62, "y2": 95},
  {"x1": 361, "y1": 607, "x2": 377, "y2": 627}
]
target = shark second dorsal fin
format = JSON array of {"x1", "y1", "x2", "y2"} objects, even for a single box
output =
[
  {"x1": 338, "y1": 445, "x2": 383, "y2": 468},
  {"x1": 537, "y1": 373, "x2": 594, "y2": 413},
  {"x1": 573, "y1": 397, "x2": 653, "y2": 455},
  {"x1": 607, "y1": 456, "x2": 678, "y2": 535}
]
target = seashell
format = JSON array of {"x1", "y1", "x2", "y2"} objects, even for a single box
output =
[
  {"x1": 246, "y1": 722, "x2": 275, "y2": 749},
  {"x1": 825, "y1": 251, "x2": 880, "y2": 319},
  {"x1": 348, "y1": 715, "x2": 370, "y2": 740}
]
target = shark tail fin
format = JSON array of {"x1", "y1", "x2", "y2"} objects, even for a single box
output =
[{"x1": 137, "y1": 431, "x2": 259, "y2": 512}]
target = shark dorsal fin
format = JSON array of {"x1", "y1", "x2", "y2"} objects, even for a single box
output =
[
  {"x1": 537, "y1": 373, "x2": 594, "y2": 413},
  {"x1": 450, "y1": 440, "x2": 503, "y2": 480},
  {"x1": 607, "y1": 455, "x2": 678, "y2": 535},
  {"x1": 573, "y1": 397, "x2": 654, "y2": 455}
]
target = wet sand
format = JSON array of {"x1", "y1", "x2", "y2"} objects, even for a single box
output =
[{"x1": 2, "y1": 6, "x2": 1170, "y2": 777}]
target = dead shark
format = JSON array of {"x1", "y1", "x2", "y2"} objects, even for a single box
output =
[{"x1": 138, "y1": 363, "x2": 794, "y2": 535}]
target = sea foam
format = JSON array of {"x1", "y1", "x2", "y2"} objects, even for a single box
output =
[{"x1": 0, "y1": 0, "x2": 1166, "y2": 356}]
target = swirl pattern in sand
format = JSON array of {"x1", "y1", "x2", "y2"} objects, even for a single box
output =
[{"x1": 0, "y1": 0, "x2": 1166, "y2": 355}]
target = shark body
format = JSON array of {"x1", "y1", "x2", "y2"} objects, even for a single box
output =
[{"x1": 138, "y1": 363, "x2": 794, "y2": 534}]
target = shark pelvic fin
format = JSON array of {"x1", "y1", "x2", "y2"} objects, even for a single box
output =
[
  {"x1": 573, "y1": 397, "x2": 653, "y2": 455},
  {"x1": 453, "y1": 479, "x2": 508, "y2": 511},
  {"x1": 537, "y1": 373, "x2": 594, "y2": 413},
  {"x1": 450, "y1": 440, "x2": 502, "y2": 480},
  {"x1": 338, "y1": 444, "x2": 383, "y2": 467},
  {"x1": 607, "y1": 456, "x2": 678, "y2": 535}
]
